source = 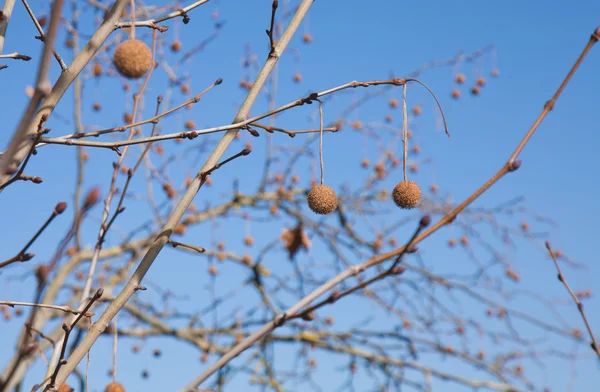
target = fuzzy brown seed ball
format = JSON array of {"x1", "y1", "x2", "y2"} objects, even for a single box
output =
[
  {"x1": 185, "y1": 120, "x2": 196, "y2": 130},
  {"x1": 392, "y1": 181, "x2": 421, "y2": 209},
  {"x1": 58, "y1": 384, "x2": 74, "y2": 392},
  {"x1": 105, "y1": 382, "x2": 125, "y2": 392},
  {"x1": 307, "y1": 185, "x2": 338, "y2": 215},
  {"x1": 170, "y1": 40, "x2": 182, "y2": 52},
  {"x1": 113, "y1": 40, "x2": 152, "y2": 79}
]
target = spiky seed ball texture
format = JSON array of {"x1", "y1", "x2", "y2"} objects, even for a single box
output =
[
  {"x1": 105, "y1": 382, "x2": 125, "y2": 392},
  {"x1": 392, "y1": 181, "x2": 421, "y2": 209},
  {"x1": 307, "y1": 185, "x2": 338, "y2": 215},
  {"x1": 113, "y1": 40, "x2": 152, "y2": 79}
]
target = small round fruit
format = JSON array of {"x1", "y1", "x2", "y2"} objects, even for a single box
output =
[
  {"x1": 307, "y1": 185, "x2": 338, "y2": 215},
  {"x1": 170, "y1": 40, "x2": 182, "y2": 52},
  {"x1": 58, "y1": 384, "x2": 73, "y2": 392},
  {"x1": 476, "y1": 76, "x2": 487, "y2": 86},
  {"x1": 113, "y1": 40, "x2": 152, "y2": 79},
  {"x1": 455, "y1": 73, "x2": 466, "y2": 84},
  {"x1": 104, "y1": 382, "x2": 125, "y2": 392},
  {"x1": 471, "y1": 85, "x2": 481, "y2": 95},
  {"x1": 185, "y1": 120, "x2": 196, "y2": 130},
  {"x1": 451, "y1": 89, "x2": 461, "y2": 99},
  {"x1": 392, "y1": 181, "x2": 421, "y2": 209}
]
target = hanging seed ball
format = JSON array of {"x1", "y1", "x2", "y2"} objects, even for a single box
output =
[
  {"x1": 491, "y1": 68, "x2": 500, "y2": 77},
  {"x1": 455, "y1": 73, "x2": 466, "y2": 84},
  {"x1": 293, "y1": 73, "x2": 303, "y2": 83},
  {"x1": 302, "y1": 33, "x2": 313, "y2": 43},
  {"x1": 471, "y1": 85, "x2": 481, "y2": 95},
  {"x1": 185, "y1": 120, "x2": 196, "y2": 130},
  {"x1": 385, "y1": 114, "x2": 393, "y2": 123},
  {"x1": 170, "y1": 40, "x2": 182, "y2": 52},
  {"x1": 93, "y1": 63, "x2": 103, "y2": 77},
  {"x1": 476, "y1": 76, "x2": 487, "y2": 86},
  {"x1": 57, "y1": 384, "x2": 73, "y2": 392},
  {"x1": 38, "y1": 16, "x2": 48, "y2": 27},
  {"x1": 113, "y1": 40, "x2": 152, "y2": 79},
  {"x1": 412, "y1": 105, "x2": 422, "y2": 116},
  {"x1": 392, "y1": 181, "x2": 421, "y2": 209},
  {"x1": 180, "y1": 84, "x2": 190, "y2": 94},
  {"x1": 389, "y1": 98, "x2": 399, "y2": 109},
  {"x1": 307, "y1": 185, "x2": 338, "y2": 215},
  {"x1": 451, "y1": 89, "x2": 461, "y2": 99},
  {"x1": 351, "y1": 120, "x2": 363, "y2": 130},
  {"x1": 105, "y1": 382, "x2": 125, "y2": 392}
]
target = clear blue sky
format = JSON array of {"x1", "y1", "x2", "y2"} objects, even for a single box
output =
[{"x1": 1, "y1": 0, "x2": 599, "y2": 391}]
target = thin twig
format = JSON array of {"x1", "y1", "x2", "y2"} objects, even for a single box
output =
[
  {"x1": 116, "y1": 0, "x2": 211, "y2": 30},
  {"x1": 168, "y1": 240, "x2": 206, "y2": 253},
  {"x1": 44, "y1": 289, "x2": 103, "y2": 391},
  {"x1": 0, "y1": 301, "x2": 93, "y2": 316},
  {"x1": 266, "y1": 0, "x2": 278, "y2": 54},
  {"x1": 20, "y1": 0, "x2": 67, "y2": 70},
  {"x1": 0, "y1": 202, "x2": 67, "y2": 269},
  {"x1": 545, "y1": 242, "x2": 600, "y2": 358}
]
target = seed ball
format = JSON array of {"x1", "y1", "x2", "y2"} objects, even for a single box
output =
[
  {"x1": 455, "y1": 73, "x2": 466, "y2": 84},
  {"x1": 170, "y1": 40, "x2": 182, "y2": 52},
  {"x1": 113, "y1": 40, "x2": 152, "y2": 79},
  {"x1": 105, "y1": 382, "x2": 125, "y2": 392},
  {"x1": 392, "y1": 180, "x2": 421, "y2": 209},
  {"x1": 307, "y1": 185, "x2": 338, "y2": 215},
  {"x1": 58, "y1": 384, "x2": 73, "y2": 392}
]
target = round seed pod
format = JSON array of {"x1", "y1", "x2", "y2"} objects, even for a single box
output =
[
  {"x1": 170, "y1": 40, "x2": 182, "y2": 52},
  {"x1": 392, "y1": 180, "x2": 421, "y2": 209},
  {"x1": 105, "y1": 382, "x2": 125, "y2": 392},
  {"x1": 307, "y1": 185, "x2": 338, "y2": 215},
  {"x1": 113, "y1": 40, "x2": 152, "y2": 79},
  {"x1": 58, "y1": 384, "x2": 73, "y2": 392}
]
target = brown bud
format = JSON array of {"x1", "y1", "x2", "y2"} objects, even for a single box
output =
[
  {"x1": 162, "y1": 183, "x2": 176, "y2": 199},
  {"x1": 35, "y1": 264, "x2": 51, "y2": 284},
  {"x1": 54, "y1": 202, "x2": 67, "y2": 215},
  {"x1": 83, "y1": 187, "x2": 101, "y2": 209}
]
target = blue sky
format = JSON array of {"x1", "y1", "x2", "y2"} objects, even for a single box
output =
[{"x1": 1, "y1": 0, "x2": 599, "y2": 391}]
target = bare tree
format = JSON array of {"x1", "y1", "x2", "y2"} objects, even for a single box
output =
[{"x1": 0, "y1": 1, "x2": 598, "y2": 391}]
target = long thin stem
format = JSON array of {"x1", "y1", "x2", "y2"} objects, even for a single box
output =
[
  {"x1": 545, "y1": 242, "x2": 600, "y2": 358},
  {"x1": 317, "y1": 99, "x2": 324, "y2": 185},
  {"x1": 402, "y1": 83, "x2": 407, "y2": 182}
]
